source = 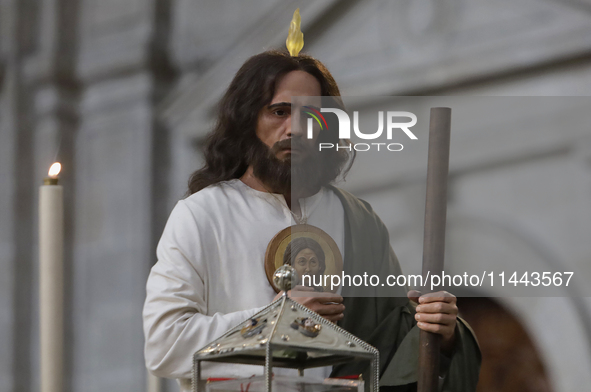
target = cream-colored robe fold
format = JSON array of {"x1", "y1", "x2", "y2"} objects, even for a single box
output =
[{"x1": 143, "y1": 180, "x2": 344, "y2": 391}]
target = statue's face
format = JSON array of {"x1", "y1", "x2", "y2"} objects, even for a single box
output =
[
  {"x1": 255, "y1": 70, "x2": 322, "y2": 163},
  {"x1": 294, "y1": 248, "x2": 322, "y2": 278}
]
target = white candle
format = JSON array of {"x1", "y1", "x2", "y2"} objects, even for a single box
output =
[{"x1": 39, "y1": 162, "x2": 64, "y2": 392}]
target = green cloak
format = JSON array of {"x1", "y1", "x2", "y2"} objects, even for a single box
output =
[{"x1": 327, "y1": 186, "x2": 481, "y2": 391}]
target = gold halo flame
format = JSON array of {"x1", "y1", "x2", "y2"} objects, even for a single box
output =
[{"x1": 286, "y1": 8, "x2": 304, "y2": 57}]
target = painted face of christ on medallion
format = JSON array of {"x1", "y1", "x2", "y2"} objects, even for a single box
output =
[
  {"x1": 265, "y1": 225, "x2": 342, "y2": 293},
  {"x1": 283, "y1": 237, "x2": 326, "y2": 291}
]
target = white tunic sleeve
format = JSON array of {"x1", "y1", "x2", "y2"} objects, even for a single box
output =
[{"x1": 142, "y1": 200, "x2": 263, "y2": 379}]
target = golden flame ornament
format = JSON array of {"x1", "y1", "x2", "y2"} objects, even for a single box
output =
[{"x1": 286, "y1": 8, "x2": 304, "y2": 56}]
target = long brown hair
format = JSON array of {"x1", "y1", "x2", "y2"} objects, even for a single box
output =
[{"x1": 187, "y1": 50, "x2": 353, "y2": 195}]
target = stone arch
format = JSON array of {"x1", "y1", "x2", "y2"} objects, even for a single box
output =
[
  {"x1": 387, "y1": 212, "x2": 591, "y2": 391},
  {"x1": 459, "y1": 297, "x2": 551, "y2": 392}
]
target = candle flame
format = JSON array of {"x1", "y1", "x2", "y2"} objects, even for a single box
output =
[{"x1": 48, "y1": 162, "x2": 61, "y2": 178}]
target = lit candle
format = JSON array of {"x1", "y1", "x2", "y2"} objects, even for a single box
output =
[{"x1": 39, "y1": 162, "x2": 63, "y2": 392}]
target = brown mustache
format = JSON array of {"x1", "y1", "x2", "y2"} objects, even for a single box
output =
[{"x1": 271, "y1": 139, "x2": 307, "y2": 154}]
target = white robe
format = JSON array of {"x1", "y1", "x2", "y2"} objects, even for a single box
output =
[{"x1": 143, "y1": 179, "x2": 345, "y2": 391}]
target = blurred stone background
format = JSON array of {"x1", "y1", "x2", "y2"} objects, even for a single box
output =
[{"x1": 1, "y1": 0, "x2": 591, "y2": 391}]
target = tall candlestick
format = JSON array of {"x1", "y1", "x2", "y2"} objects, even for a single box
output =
[{"x1": 39, "y1": 162, "x2": 64, "y2": 392}]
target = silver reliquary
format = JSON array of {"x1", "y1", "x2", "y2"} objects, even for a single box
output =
[{"x1": 192, "y1": 266, "x2": 379, "y2": 392}]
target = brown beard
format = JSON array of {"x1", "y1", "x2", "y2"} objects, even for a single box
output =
[{"x1": 248, "y1": 137, "x2": 323, "y2": 196}]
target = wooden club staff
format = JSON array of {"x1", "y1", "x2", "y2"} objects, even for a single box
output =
[{"x1": 418, "y1": 107, "x2": 452, "y2": 392}]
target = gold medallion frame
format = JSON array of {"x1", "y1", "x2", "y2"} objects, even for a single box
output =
[{"x1": 264, "y1": 224, "x2": 343, "y2": 293}]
